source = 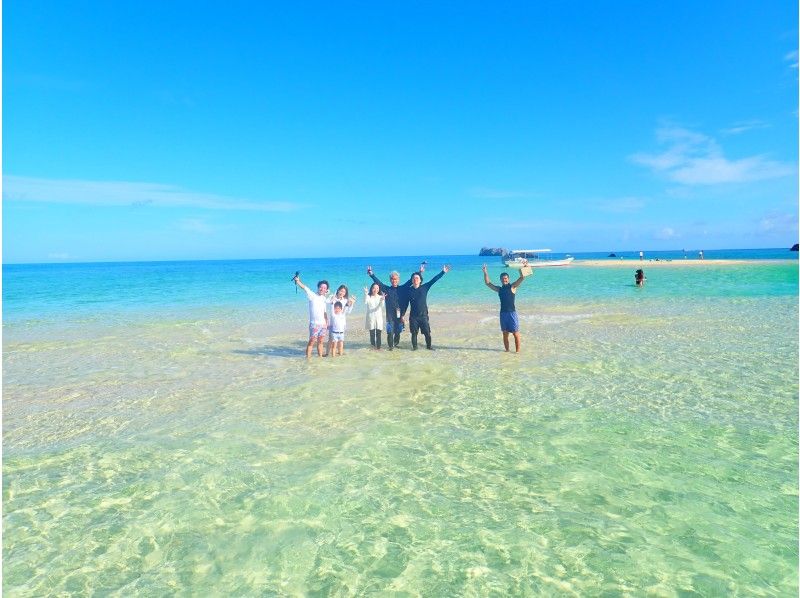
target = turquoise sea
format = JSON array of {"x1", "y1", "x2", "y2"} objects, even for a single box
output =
[{"x1": 3, "y1": 250, "x2": 798, "y2": 595}]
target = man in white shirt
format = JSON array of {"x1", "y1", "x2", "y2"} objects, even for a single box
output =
[{"x1": 293, "y1": 275, "x2": 329, "y2": 358}]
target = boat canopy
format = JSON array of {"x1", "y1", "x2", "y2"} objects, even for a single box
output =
[{"x1": 509, "y1": 249, "x2": 551, "y2": 254}]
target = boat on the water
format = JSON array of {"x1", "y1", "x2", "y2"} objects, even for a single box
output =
[{"x1": 503, "y1": 249, "x2": 574, "y2": 268}]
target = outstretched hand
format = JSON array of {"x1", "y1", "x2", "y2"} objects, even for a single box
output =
[
  {"x1": 366, "y1": 265, "x2": 373, "y2": 276},
  {"x1": 442, "y1": 264, "x2": 452, "y2": 273},
  {"x1": 481, "y1": 263, "x2": 487, "y2": 272}
]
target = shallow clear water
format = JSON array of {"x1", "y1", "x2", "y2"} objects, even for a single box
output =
[{"x1": 3, "y1": 256, "x2": 798, "y2": 595}]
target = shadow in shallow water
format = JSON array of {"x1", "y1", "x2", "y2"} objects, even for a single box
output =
[
  {"x1": 233, "y1": 345, "x2": 306, "y2": 357},
  {"x1": 234, "y1": 340, "x2": 379, "y2": 357},
  {"x1": 233, "y1": 340, "x2": 509, "y2": 358}
]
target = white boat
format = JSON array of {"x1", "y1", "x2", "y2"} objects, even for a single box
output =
[{"x1": 503, "y1": 249, "x2": 574, "y2": 268}]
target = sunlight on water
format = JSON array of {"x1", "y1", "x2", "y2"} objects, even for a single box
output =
[{"x1": 3, "y1": 259, "x2": 798, "y2": 595}]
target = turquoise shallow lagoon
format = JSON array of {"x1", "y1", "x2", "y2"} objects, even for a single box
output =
[{"x1": 3, "y1": 255, "x2": 798, "y2": 595}]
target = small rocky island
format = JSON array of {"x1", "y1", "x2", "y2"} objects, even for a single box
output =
[
  {"x1": 791, "y1": 243, "x2": 798, "y2": 252},
  {"x1": 479, "y1": 247, "x2": 506, "y2": 256}
]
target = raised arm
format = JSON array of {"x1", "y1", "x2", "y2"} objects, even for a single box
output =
[
  {"x1": 293, "y1": 275, "x2": 311, "y2": 294},
  {"x1": 367, "y1": 266, "x2": 387, "y2": 290},
  {"x1": 423, "y1": 265, "x2": 450, "y2": 289},
  {"x1": 370, "y1": 272, "x2": 385, "y2": 288},
  {"x1": 482, "y1": 264, "x2": 500, "y2": 292},
  {"x1": 511, "y1": 269, "x2": 528, "y2": 290}
]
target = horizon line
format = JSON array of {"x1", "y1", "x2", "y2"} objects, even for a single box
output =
[{"x1": 3, "y1": 246, "x2": 797, "y2": 267}]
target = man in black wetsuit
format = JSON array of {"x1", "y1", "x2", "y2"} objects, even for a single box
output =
[
  {"x1": 404, "y1": 264, "x2": 451, "y2": 350},
  {"x1": 482, "y1": 263, "x2": 529, "y2": 352},
  {"x1": 366, "y1": 263, "x2": 425, "y2": 350}
]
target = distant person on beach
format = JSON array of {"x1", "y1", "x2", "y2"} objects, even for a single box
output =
[
  {"x1": 639, "y1": 251, "x2": 644, "y2": 261},
  {"x1": 364, "y1": 283, "x2": 386, "y2": 349},
  {"x1": 404, "y1": 265, "x2": 451, "y2": 350},
  {"x1": 366, "y1": 263, "x2": 425, "y2": 350},
  {"x1": 635, "y1": 269, "x2": 646, "y2": 287},
  {"x1": 327, "y1": 285, "x2": 355, "y2": 356},
  {"x1": 293, "y1": 275, "x2": 329, "y2": 358},
  {"x1": 482, "y1": 264, "x2": 528, "y2": 352},
  {"x1": 327, "y1": 300, "x2": 353, "y2": 357},
  {"x1": 699, "y1": 250, "x2": 704, "y2": 260}
]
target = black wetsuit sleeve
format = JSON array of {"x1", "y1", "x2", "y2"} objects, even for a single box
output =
[
  {"x1": 369, "y1": 273, "x2": 388, "y2": 293},
  {"x1": 423, "y1": 270, "x2": 446, "y2": 289}
]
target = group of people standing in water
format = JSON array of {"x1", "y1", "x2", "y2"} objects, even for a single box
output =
[{"x1": 293, "y1": 262, "x2": 530, "y2": 358}]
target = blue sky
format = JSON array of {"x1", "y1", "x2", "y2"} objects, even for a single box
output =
[{"x1": 3, "y1": 1, "x2": 798, "y2": 263}]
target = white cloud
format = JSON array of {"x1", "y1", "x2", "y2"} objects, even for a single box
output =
[
  {"x1": 721, "y1": 119, "x2": 769, "y2": 135},
  {"x1": 671, "y1": 155, "x2": 793, "y2": 185},
  {"x1": 178, "y1": 218, "x2": 214, "y2": 234},
  {"x1": 47, "y1": 252, "x2": 71, "y2": 260},
  {"x1": 785, "y1": 50, "x2": 798, "y2": 69},
  {"x1": 2, "y1": 176, "x2": 303, "y2": 212},
  {"x1": 758, "y1": 212, "x2": 798, "y2": 235},
  {"x1": 631, "y1": 126, "x2": 795, "y2": 185},
  {"x1": 654, "y1": 227, "x2": 679, "y2": 240}
]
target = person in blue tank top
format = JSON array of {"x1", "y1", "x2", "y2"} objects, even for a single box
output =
[{"x1": 482, "y1": 264, "x2": 530, "y2": 352}]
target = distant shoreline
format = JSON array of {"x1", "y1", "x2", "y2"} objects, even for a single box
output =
[{"x1": 572, "y1": 259, "x2": 796, "y2": 267}]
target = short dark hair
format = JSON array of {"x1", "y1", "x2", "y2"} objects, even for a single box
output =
[
  {"x1": 500, "y1": 272, "x2": 510, "y2": 279},
  {"x1": 317, "y1": 280, "x2": 329, "y2": 289},
  {"x1": 334, "y1": 301, "x2": 343, "y2": 309}
]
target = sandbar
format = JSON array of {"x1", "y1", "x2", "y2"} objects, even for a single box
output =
[{"x1": 569, "y1": 259, "x2": 796, "y2": 267}]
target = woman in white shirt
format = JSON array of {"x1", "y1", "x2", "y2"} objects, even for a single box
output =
[{"x1": 364, "y1": 283, "x2": 386, "y2": 349}]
